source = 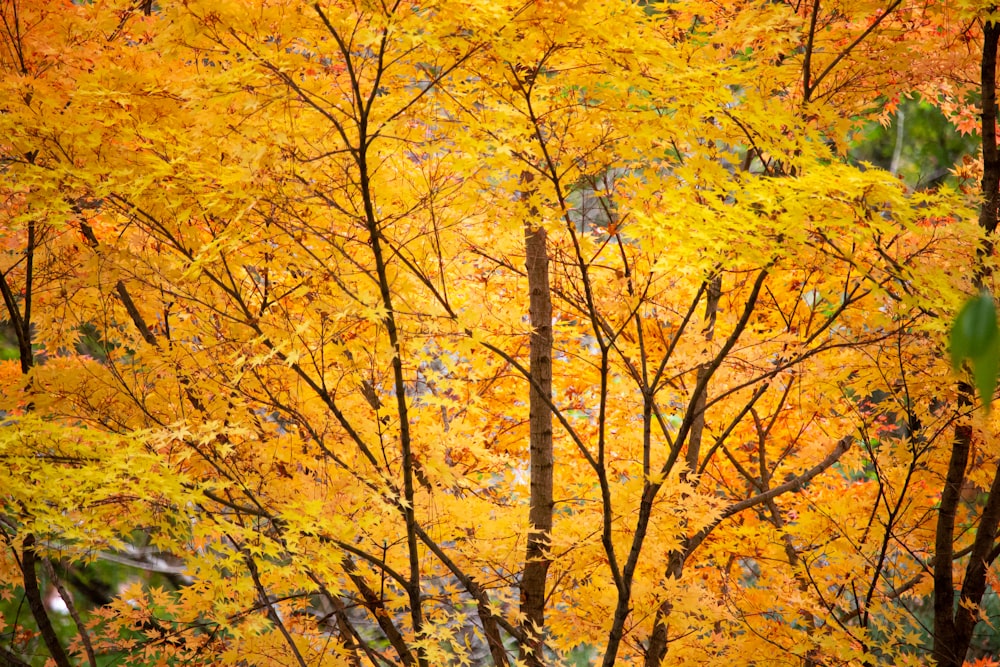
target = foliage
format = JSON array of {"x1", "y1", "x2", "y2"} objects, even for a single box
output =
[
  {"x1": 850, "y1": 96, "x2": 980, "y2": 189},
  {"x1": 951, "y1": 293, "x2": 999, "y2": 410},
  {"x1": 0, "y1": 1, "x2": 998, "y2": 666}
]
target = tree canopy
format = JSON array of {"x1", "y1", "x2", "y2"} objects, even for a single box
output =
[{"x1": 1, "y1": 1, "x2": 999, "y2": 666}]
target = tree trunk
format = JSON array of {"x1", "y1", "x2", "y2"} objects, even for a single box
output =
[
  {"x1": 520, "y1": 220, "x2": 554, "y2": 667},
  {"x1": 933, "y1": 18, "x2": 1000, "y2": 667}
]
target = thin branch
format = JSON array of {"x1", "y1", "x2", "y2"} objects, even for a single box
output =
[
  {"x1": 42, "y1": 559, "x2": 97, "y2": 667},
  {"x1": 20, "y1": 535, "x2": 72, "y2": 667}
]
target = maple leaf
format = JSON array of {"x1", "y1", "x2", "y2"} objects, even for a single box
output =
[{"x1": 0, "y1": 1, "x2": 995, "y2": 666}]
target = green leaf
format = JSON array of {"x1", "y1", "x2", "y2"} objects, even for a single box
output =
[
  {"x1": 974, "y1": 338, "x2": 1000, "y2": 412},
  {"x1": 951, "y1": 292, "x2": 998, "y2": 370},
  {"x1": 950, "y1": 292, "x2": 1000, "y2": 410}
]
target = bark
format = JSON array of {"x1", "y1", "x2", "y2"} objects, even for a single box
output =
[
  {"x1": 520, "y1": 220, "x2": 554, "y2": 666},
  {"x1": 343, "y1": 557, "x2": 416, "y2": 666},
  {"x1": 981, "y1": 20, "x2": 1000, "y2": 239},
  {"x1": 932, "y1": 385, "x2": 973, "y2": 667},
  {"x1": 478, "y1": 599, "x2": 512, "y2": 667},
  {"x1": 933, "y1": 18, "x2": 1000, "y2": 667}
]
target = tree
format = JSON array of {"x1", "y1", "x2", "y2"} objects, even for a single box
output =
[
  {"x1": 935, "y1": 12, "x2": 1000, "y2": 667},
  {"x1": 0, "y1": 1, "x2": 995, "y2": 666}
]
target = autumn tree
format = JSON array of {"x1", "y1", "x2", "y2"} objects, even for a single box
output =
[
  {"x1": 932, "y1": 10, "x2": 1000, "y2": 667},
  {"x1": 0, "y1": 1, "x2": 996, "y2": 666}
]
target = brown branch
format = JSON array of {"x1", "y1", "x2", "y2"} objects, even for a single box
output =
[
  {"x1": 79, "y1": 221, "x2": 158, "y2": 346},
  {"x1": 684, "y1": 435, "x2": 852, "y2": 558},
  {"x1": 343, "y1": 557, "x2": 417, "y2": 667},
  {"x1": 0, "y1": 271, "x2": 31, "y2": 373},
  {"x1": 806, "y1": 0, "x2": 904, "y2": 100},
  {"x1": 43, "y1": 559, "x2": 97, "y2": 667},
  {"x1": 241, "y1": 547, "x2": 309, "y2": 667},
  {"x1": 20, "y1": 535, "x2": 72, "y2": 667},
  {"x1": 802, "y1": 0, "x2": 822, "y2": 100},
  {"x1": 0, "y1": 644, "x2": 32, "y2": 667}
]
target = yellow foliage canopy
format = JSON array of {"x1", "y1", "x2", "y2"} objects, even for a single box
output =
[{"x1": 0, "y1": 1, "x2": 995, "y2": 666}]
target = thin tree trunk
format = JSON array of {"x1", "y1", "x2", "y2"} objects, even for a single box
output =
[
  {"x1": 932, "y1": 383, "x2": 972, "y2": 667},
  {"x1": 520, "y1": 219, "x2": 554, "y2": 667}
]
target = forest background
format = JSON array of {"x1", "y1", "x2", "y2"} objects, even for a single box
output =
[{"x1": 3, "y1": 1, "x2": 1000, "y2": 666}]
